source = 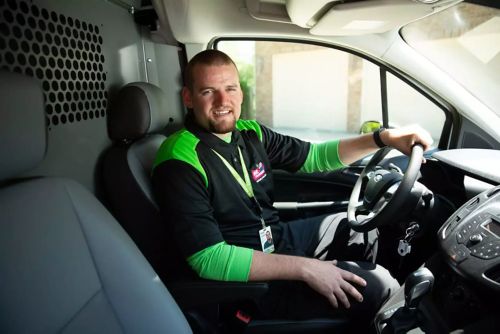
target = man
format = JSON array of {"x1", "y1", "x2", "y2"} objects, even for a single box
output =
[
  {"x1": 263, "y1": 229, "x2": 273, "y2": 251},
  {"x1": 152, "y1": 50, "x2": 432, "y2": 325}
]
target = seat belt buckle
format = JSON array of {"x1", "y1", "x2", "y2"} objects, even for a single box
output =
[{"x1": 235, "y1": 309, "x2": 252, "y2": 324}]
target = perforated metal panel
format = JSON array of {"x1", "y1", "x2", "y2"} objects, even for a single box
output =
[{"x1": 0, "y1": 0, "x2": 107, "y2": 129}]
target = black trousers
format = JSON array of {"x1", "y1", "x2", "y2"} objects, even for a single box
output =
[{"x1": 257, "y1": 213, "x2": 400, "y2": 327}]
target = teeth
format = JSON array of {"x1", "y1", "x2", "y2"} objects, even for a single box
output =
[{"x1": 215, "y1": 110, "x2": 230, "y2": 116}]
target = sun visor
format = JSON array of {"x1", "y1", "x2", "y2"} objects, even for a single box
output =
[
  {"x1": 286, "y1": 0, "x2": 333, "y2": 28},
  {"x1": 285, "y1": 0, "x2": 461, "y2": 36}
]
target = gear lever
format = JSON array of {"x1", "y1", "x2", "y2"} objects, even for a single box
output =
[
  {"x1": 381, "y1": 268, "x2": 435, "y2": 334},
  {"x1": 404, "y1": 267, "x2": 434, "y2": 309}
]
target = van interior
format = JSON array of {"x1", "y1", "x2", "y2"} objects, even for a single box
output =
[{"x1": 1, "y1": 0, "x2": 500, "y2": 333}]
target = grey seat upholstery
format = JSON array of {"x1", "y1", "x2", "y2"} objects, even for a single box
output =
[
  {"x1": 0, "y1": 71, "x2": 192, "y2": 334},
  {"x1": 103, "y1": 82, "x2": 189, "y2": 282}
]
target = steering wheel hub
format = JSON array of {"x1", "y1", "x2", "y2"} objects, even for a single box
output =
[
  {"x1": 364, "y1": 169, "x2": 403, "y2": 209},
  {"x1": 348, "y1": 145, "x2": 424, "y2": 232}
]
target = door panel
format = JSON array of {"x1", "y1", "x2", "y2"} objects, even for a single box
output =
[
  {"x1": 272, "y1": 157, "x2": 373, "y2": 220},
  {"x1": 272, "y1": 168, "x2": 355, "y2": 220}
]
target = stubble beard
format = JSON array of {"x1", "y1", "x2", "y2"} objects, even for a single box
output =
[{"x1": 208, "y1": 113, "x2": 237, "y2": 134}]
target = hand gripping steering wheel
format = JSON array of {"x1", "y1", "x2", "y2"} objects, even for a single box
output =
[{"x1": 347, "y1": 145, "x2": 424, "y2": 232}]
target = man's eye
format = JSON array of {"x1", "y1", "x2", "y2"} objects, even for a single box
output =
[{"x1": 201, "y1": 90, "x2": 212, "y2": 96}]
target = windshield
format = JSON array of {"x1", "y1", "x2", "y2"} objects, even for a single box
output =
[{"x1": 401, "y1": 2, "x2": 500, "y2": 116}]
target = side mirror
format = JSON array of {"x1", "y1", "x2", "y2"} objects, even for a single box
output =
[{"x1": 359, "y1": 120, "x2": 382, "y2": 134}]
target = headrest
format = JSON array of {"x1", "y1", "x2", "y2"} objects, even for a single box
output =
[
  {"x1": 0, "y1": 71, "x2": 46, "y2": 182},
  {"x1": 108, "y1": 82, "x2": 170, "y2": 141}
]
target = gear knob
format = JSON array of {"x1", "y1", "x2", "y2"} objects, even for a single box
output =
[{"x1": 404, "y1": 267, "x2": 434, "y2": 309}]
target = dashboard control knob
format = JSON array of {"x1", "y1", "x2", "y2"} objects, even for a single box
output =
[{"x1": 469, "y1": 233, "x2": 483, "y2": 244}]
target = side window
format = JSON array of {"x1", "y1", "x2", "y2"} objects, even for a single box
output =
[
  {"x1": 217, "y1": 40, "x2": 444, "y2": 145},
  {"x1": 387, "y1": 72, "x2": 445, "y2": 143}
]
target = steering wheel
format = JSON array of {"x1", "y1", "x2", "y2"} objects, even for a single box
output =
[{"x1": 347, "y1": 144, "x2": 424, "y2": 232}]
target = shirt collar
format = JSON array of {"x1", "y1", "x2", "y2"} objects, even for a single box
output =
[{"x1": 185, "y1": 113, "x2": 243, "y2": 153}]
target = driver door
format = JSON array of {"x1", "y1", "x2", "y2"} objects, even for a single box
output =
[{"x1": 216, "y1": 40, "x2": 446, "y2": 221}]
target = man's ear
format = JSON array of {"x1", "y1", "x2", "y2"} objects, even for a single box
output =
[{"x1": 182, "y1": 87, "x2": 193, "y2": 108}]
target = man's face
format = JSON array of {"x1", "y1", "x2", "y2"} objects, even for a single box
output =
[
  {"x1": 182, "y1": 63, "x2": 243, "y2": 135},
  {"x1": 266, "y1": 231, "x2": 272, "y2": 241}
]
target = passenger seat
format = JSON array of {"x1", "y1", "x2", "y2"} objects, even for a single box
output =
[{"x1": 0, "y1": 71, "x2": 192, "y2": 334}]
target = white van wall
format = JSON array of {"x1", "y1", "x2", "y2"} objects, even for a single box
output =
[{"x1": 0, "y1": 0, "x2": 184, "y2": 194}]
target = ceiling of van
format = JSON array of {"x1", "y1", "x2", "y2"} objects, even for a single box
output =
[{"x1": 153, "y1": 0, "x2": 462, "y2": 43}]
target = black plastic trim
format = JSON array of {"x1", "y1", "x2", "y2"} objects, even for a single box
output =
[
  {"x1": 380, "y1": 69, "x2": 389, "y2": 128},
  {"x1": 465, "y1": 0, "x2": 500, "y2": 9}
]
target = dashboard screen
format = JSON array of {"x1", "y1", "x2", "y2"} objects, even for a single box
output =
[{"x1": 483, "y1": 218, "x2": 500, "y2": 238}]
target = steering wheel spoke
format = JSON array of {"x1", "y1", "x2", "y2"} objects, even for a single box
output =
[
  {"x1": 385, "y1": 181, "x2": 399, "y2": 196},
  {"x1": 355, "y1": 202, "x2": 371, "y2": 215},
  {"x1": 371, "y1": 196, "x2": 390, "y2": 215}
]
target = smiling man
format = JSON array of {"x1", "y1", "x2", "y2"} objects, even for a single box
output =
[
  {"x1": 182, "y1": 57, "x2": 242, "y2": 137},
  {"x1": 152, "y1": 50, "x2": 432, "y2": 327}
]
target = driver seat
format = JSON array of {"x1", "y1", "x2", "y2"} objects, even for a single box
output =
[
  {"x1": 0, "y1": 71, "x2": 192, "y2": 334},
  {"x1": 102, "y1": 82, "x2": 352, "y2": 333}
]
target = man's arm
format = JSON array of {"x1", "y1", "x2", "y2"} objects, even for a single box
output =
[
  {"x1": 249, "y1": 251, "x2": 366, "y2": 309},
  {"x1": 260, "y1": 122, "x2": 432, "y2": 174},
  {"x1": 154, "y1": 159, "x2": 367, "y2": 308},
  {"x1": 338, "y1": 125, "x2": 433, "y2": 165}
]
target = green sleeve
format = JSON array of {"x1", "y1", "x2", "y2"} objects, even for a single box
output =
[
  {"x1": 187, "y1": 242, "x2": 254, "y2": 282},
  {"x1": 299, "y1": 140, "x2": 346, "y2": 173}
]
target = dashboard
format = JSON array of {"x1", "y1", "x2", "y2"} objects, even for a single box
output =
[
  {"x1": 432, "y1": 149, "x2": 500, "y2": 185},
  {"x1": 375, "y1": 149, "x2": 500, "y2": 333},
  {"x1": 433, "y1": 148, "x2": 500, "y2": 292},
  {"x1": 439, "y1": 185, "x2": 500, "y2": 292}
]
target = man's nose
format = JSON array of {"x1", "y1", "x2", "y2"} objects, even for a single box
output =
[{"x1": 215, "y1": 90, "x2": 230, "y2": 105}]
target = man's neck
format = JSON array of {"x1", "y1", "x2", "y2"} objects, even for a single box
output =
[{"x1": 213, "y1": 132, "x2": 232, "y2": 143}]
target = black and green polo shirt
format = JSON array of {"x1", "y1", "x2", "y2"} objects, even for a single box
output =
[{"x1": 152, "y1": 115, "x2": 311, "y2": 260}]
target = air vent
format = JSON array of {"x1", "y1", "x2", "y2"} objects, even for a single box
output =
[
  {"x1": 466, "y1": 197, "x2": 480, "y2": 209},
  {"x1": 487, "y1": 186, "x2": 500, "y2": 198}
]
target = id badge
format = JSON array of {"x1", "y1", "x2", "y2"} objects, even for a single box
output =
[{"x1": 259, "y1": 226, "x2": 274, "y2": 253}]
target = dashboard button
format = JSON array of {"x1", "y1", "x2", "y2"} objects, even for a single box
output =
[
  {"x1": 457, "y1": 232, "x2": 466, "y2": 243},
  {"x1": 469, "y1": 234, "x2": 483, "y2": 244},
  {"x1": 450, "y1": 244, "x2": 469, "y2": 263},
  {"x1": 471, "y1": 242, "x2": 500, "y2": 259}
]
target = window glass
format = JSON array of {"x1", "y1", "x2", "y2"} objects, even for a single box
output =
[
  {"x1": 402, "y1": 3, "x2": 500, "y2": 116},
  {"x1": 217, "y1": 40, "x2": 443, "y2": 145},
  {"x1": 218, "y1": 40, "x2": 381, "y2": 142},
  {"x1": 387, "y1": 72, "x2": 445, "y2": 144}
]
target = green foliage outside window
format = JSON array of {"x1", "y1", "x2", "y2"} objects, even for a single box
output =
[{"x1": 238, "y1": 63, "x2": 256, "y2": 120}]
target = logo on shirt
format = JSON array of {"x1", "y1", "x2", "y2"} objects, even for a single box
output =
[{"x1": 251, "y1": 162, "x2": 267, "y2": 183}]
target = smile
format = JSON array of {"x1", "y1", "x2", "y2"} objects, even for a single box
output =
[{"x1": 214, "y1": 110, "x2": 231, "y2": 116}]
